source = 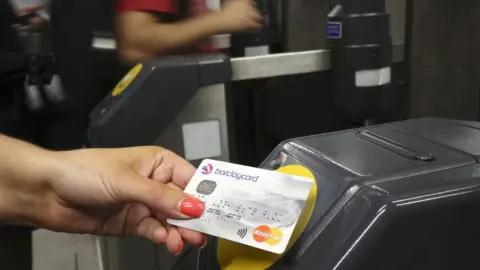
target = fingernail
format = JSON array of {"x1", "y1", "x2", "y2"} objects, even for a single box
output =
[
  {"x1": 180, "y1": 198, "x2": 205, "y2": 218},
  {"x1": 201, "y1": 236, "x2": 208, "y2": 249},
  {"x1": 175, "y1": 240, "x2": 184, "y2": 256}
]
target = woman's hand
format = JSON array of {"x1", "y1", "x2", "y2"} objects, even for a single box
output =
[
  {"x1": 0, "y1": 136, "x2": 205, "y2": 255},
  {"x1": 16, "y1": 5, "x2": 45, "y2": 29},
  {"x1": 215, "y1": 0, "x2": 263, "y2": 33}
]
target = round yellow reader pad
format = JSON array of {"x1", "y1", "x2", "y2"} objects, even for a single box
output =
[{"x1": 217, "y1": 164, "x2": 318, "y2": 270}]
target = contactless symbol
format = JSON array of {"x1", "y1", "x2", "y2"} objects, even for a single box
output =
[
  {"x1": 196, "y1": 180, "x2": 217, "y2": 195},
  {"x1": 201, "y1": 164, "x2": 213, "y2": 175},
  {"x1": 237, "y1": 228, "x2": 248, "y2": 239},
  {"x1": 252, "y1": 225, "x2": 283, "y2": 246}
]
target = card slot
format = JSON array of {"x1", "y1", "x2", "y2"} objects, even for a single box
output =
[{"x1": 356, "y1": 130, "x2": 436, "y2": 161}]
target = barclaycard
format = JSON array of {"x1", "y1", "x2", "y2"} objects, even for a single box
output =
[{"x1": 167, "y1": 159, "x2": 314, "y2": 254}]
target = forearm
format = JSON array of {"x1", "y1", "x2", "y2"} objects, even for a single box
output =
[
  {"x1": 0, "y1": 135, "x2": 57, "y2": 226},
  {"x1": 117, "y1": 12, "x2": 223, "y2": 63}
]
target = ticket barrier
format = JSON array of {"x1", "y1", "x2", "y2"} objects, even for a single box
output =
[
  {"x1": 179, "y1": 117, "x2": 480, "y2": 270},
  {"x1": 88, "y1": 44, "x2": 404, "y2": 270},
  {"x1": 91, "y1": 106, "x2": 480, "y2": 270}
]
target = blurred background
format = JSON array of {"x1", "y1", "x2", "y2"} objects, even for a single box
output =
[{"x1": 2, "y1": 0, "x2": 480, "y2": 269}]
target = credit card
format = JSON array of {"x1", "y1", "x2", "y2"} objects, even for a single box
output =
[{"x1": 167, "y1": 159, "x2": 314, "y2": 254}]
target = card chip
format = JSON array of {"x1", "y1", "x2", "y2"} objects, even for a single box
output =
[{"x1": 196, "y1": 180, "x2": 217, "y2": 195}]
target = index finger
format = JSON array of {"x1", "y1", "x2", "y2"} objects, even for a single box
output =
[{"x1": 150, "y1": 150, "x2": 196, "y2": 189}]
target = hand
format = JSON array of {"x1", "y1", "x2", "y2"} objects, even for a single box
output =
[
  {"x1": 0, "y1": 140, "x2": 206, "y2": 255},
  {"x1": 216, "y1": 0, "x2": 263, "y2": 33},
  {"x1": 17, "y1": 4, "x2": 44, "y2": 13},
  {"x1": 16, "y1": 5, "x2": 45, "y2": 29}
]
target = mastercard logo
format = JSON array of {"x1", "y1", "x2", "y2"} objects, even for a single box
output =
[{"x1": 252, "y1": 225, "x2": 283, "y2": 246}]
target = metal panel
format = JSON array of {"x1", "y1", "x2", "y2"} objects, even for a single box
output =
[
  {"x1": 230, "y1": 44, "x2": 404, "y2": 81},
  {"x1": 153, "y1": 84, "x2": 230, "y2": 166},
  {"x1": 386, "y1": 0, "x2": 406, "y2": 44},
  {"x1": 285, "y1": 0, "x2": 330, "y2": 51},
  {"x1": 231, "y1": 50, "x2": 330, "y2": 81}
]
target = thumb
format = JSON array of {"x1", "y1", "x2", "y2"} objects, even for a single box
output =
[{"x1": 119, "y1": 173, "x2": 205, "y2": 219}]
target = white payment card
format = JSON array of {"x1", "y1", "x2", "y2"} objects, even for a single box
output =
[{"x1": 167, "y1": 159, "x2": 314, "y2": 254}]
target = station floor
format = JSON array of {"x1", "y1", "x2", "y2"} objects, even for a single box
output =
[{"x1": 33, "y1": 229, "x2": 101, "y2": 270}]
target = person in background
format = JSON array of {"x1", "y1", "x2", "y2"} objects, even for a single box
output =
[
  {"x1": 11, "y1": 2, "x2": 47, "y2": 29},
  {"x1": 0, "y1": 1, "x2": 49, "y2": 269},
  {"x1": 116, "y1": 0, "x2": 263, "y2": 63}
]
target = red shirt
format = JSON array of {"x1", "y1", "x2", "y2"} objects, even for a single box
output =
[
  {"x1": 116, "y1": 0, "x2": 214, "y2": 53},
  {"x1": 116, "y1": 0, "x2": 178, "y2": 14}
]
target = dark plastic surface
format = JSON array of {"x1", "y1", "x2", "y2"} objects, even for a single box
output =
[
  {"x1": 192, "y1": 117, "x2": 480, "y2": 270},
  {"x1": 88, "y1": 53, "x2": 231, "y2": 147},
  {"x1": 390, "y1": 117, "x2": 480, "y2": 160},
  {"x1": 196, "y1": 54, "x2": 232, "y2": 86},
  {"x1": 327, "y1": 2, "x2": 395, "y2": 125}
]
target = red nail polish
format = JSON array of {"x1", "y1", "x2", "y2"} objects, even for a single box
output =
[
  {"x1": 180, "y1": 198, "x2": 205, "y2": 217},
  {"x1": 175, "y1": 240, "x2": 184, "y2": 256}
]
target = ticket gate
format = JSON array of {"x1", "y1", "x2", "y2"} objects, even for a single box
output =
[
  {"x1": 185, "y1": 117, "x2": 480, "y2": 270},
  {"x1": 91, "y1": 100, "x2": 480, "y2": 270},
  {"x1": 88, "y1": 46, "x2": 404, "y2": 270}
]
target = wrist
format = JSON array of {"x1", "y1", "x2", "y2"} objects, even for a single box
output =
[
  {"x1": 202, "y1": 11, "x2": 230, "y2": 35},
  {"x1": 0, "y1": 136, "x2": 59, "y2": 227}
]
